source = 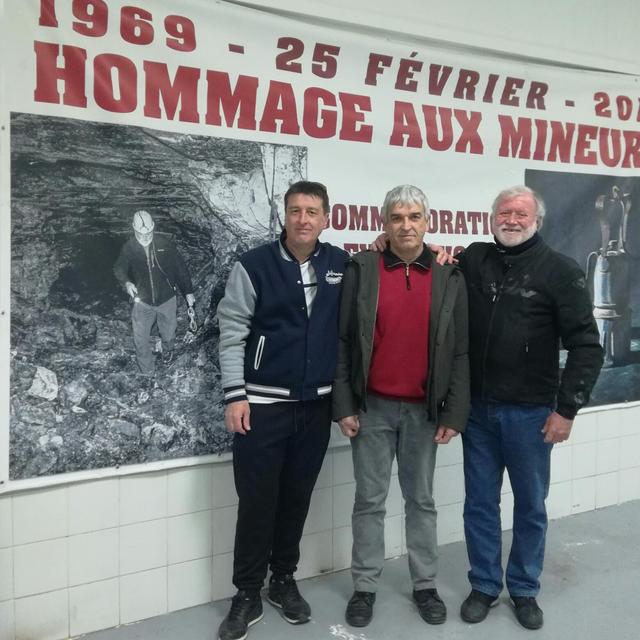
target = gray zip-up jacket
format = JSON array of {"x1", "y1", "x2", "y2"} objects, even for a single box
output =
[{"x1": 332, "y1": 248, "x2": 470, "y2": 431}]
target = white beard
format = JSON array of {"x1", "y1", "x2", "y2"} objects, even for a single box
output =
[{"x1": 493, "y1": 223, "x2": 536, "y2": 247}]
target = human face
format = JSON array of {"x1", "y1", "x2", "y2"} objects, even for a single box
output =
[
  {"x1": 284, "y1": 193, "x2": 328, "y2": 258},
  {"x1": 491, "y1": 193, "x2": 539, "y2": 247},
  {"x1": 135, "y1": 230, "x2": 154, "y2": 247},
  {"x1": 384, "y1": 202, "x2": 428, "y2": 260}
]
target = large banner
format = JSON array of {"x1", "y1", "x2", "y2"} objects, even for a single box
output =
[{"x1": 1, "y1": 0, "x2": 639, "y2": 484}]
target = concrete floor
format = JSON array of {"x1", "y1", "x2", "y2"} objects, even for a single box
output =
[{"x1": 86, "y1": 500, "x2": 640, "y2": 640}]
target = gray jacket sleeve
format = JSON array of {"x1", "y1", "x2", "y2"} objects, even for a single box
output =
[
  {"x1": 437, "y1": 270, "x2": 470, "y2": 431},
  {"x1": 332, "y1": 262, "x2": 360, "y2": 421},
  {"x1": 217, "y1": 262, "x2": 256, "y2": 403}
]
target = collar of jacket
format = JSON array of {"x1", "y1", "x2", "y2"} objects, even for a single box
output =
[
  {"x1": 493, "y1": 232, "x2": 541, "y2": 256},
  {"x1": 279, "y1": 229, "x2": 321, "y2": 263},
  {"x1": 382, "y1": 244, "x2": 432, "y2": 269},
  {"x1": 490, "y1": 233, "x2": 547, "y2": 266}
]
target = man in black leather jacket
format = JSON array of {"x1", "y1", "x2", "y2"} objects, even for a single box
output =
[{"x1": 457, "y1": 186, "x2": 603, "y2": 630}]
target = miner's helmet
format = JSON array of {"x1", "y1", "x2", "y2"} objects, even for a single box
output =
[{"x1": 132, "y1": 210, "x2": 154, "y2": 246}]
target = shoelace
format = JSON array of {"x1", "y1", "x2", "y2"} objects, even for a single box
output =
[
  {"x1": 415, "y1": 589, "x2": 438, "y2": 601},
  {"x1": 351, "y1": 593, "x2": 375, "y2": 607},
  {"x1": 277, "y1": 580, "x2": 303, "y2": 605},
  {"x1": 228, "y1": 595, "x2": 257, "y2": 620}
]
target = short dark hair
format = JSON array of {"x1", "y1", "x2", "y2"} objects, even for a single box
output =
[{"x1": 284, "y1": 181, "x2": 330, "y2": 213}]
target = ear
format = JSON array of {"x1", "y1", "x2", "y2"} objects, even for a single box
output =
[{"x1": 323, "y1": 212, "x2": 329, "y2": 229}]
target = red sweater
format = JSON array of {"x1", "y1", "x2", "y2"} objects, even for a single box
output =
[{"x1": 367, "y1": 253, "x2": 432, "y2": 401}]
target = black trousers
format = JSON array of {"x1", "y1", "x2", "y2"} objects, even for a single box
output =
[{"x1": 232, "y1": 398, "x2": 331, "y2": 590}]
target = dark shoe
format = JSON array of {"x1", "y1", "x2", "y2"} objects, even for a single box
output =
[
  {"x1": 511, "y1": 596, "x2": 543, "y2": 630},
  {"x1": 413, "y1": 588, "x2": 447, "y2": 625},
  {"x1": 162, "y1": 350, "x2": 174, "y2": 365},
  {"x1": 218, "y1": 590, "x2": 263, "y2": 640},
  {"x1": 460, "y1": 589, "x2": 499, "y2": 623},
  {"x1": 345, "y1": 591, "x2": 376, "y2": 627},
  {"x1": 267, "y1": 574, "x2": 311, "y2": 624}
]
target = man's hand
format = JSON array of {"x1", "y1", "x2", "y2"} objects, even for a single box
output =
[
  {"x1": 186, "y1": 293, "x2": 195, "y2": 307},
  {"x1": 338, "y1": 415, "x2": 360, "y2": 438},
  {"x1": 369, "y1": 233, "x2": 387, "y2": 252},
  {"x1": 542, "y1": 411, "x2": 573, "y2": 443},
  {"x1": 428, "y1": 243, "x2": 457, "y2": 266},
  {"x1": 125, "y1": 282, "x2": 138, "y2": 298},
  {"x1": 434, "y1": 426, "x2": 459, "y2": 444},
  {"x1": 225, "y1": 400, "x2": 251, "y2": 435}
]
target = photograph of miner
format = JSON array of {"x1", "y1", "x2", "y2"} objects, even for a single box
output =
[
  {"x1": 114, "y1": 210, "x2": 196, "y2": 376},
  {"x1": 9, "y1": 112, "x2": 306, "y2": 480},
  {"x1": 525, "y1": 169, "x2": 640, "y2": 406}
]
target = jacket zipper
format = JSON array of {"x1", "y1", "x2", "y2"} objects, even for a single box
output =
[
  {"x1": 481, "y1": 280, "x2": 506, "y2": 399},
  {"x1": 147, "y1": 246, "x2": 156, "y2": 305},
  {"x1": 404, "y1": 263, "x2": 411, "y2": 290}
]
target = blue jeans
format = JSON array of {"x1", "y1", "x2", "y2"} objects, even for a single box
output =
[{"x1": 462, "y1": 399, "x2": 552, "y2": 597}]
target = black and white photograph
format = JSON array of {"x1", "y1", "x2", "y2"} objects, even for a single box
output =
[
  {"x1": 526, "y1": 168, "x2": 640, "y2": 406},
  {"x1": 9, "y1": 112, "x2": 307, "y2": 480}
]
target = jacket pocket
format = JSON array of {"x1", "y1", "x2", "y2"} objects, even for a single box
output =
[{"x1": 253, "y1": 335, "x2": 266, "y2": 370}]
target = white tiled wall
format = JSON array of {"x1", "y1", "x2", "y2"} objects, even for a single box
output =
[
  {"x1": 68, "y1": 479, "x2": 118, "y2": 535},
  {"x1": 0, "y1": 407, "x2": 639, "y2": 640},
  {"x1": 68, "y1": 530, "x2": 119, "y2": 586},
  {"x1": 69, "y1": 579, "x2": 119, "y2": 637}
]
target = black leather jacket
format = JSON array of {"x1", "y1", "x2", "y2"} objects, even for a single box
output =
[{"x1": 458, "y1": 235, "x2": 603, "y2": 418}]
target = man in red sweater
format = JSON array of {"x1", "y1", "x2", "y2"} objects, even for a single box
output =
[{"x1": 332, "y1": 185, "x2": 470, "y2": 628}]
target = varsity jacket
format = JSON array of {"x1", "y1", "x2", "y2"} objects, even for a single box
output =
[
  {"x1": 217, "y1": 234, "x2": 349, "y2": 403},
  {"x1": 458, "y1": 235, "x2": 604, "y2": 419},
  {"x1": 114, "y1": 233, "x2": 193, "y2": 306},
  {"x1": 332, "y1": 247, "x2": 470, "y2": 431}
]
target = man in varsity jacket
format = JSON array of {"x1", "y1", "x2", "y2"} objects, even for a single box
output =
[
  {"x1": 332, "y1": 184, "x2": 470, "y2": 628},
  {"x1": 216, "y1": 181, "x2": 348, "y2": 640}
]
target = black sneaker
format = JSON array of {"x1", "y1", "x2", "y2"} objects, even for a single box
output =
[
  {"x1": 511, "y1": 596, "x2": 543, "y2": 630},
  {"x1": 345, "y1": 591, "x2": 376, "y2": 627},
  {"x1": 267, "y1": 574, "x2": 311, "y2": 624},
  {"x1": 413, "y1": 588, "x2": 447, "y2": 625},
  {"x1": 218, "y1": 590, "x2": 263, "y2": 640},
  {"x1": 461, "y1": 589, "x2": 499, "y2": 623}
]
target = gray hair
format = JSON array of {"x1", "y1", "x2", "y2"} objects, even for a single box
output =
[
  {"x1": 491, "y1": 185, "x2": 546, "y2": 228},
  {"x1": 382, "y1": 185, "x2": 430, "y2": 223}
]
